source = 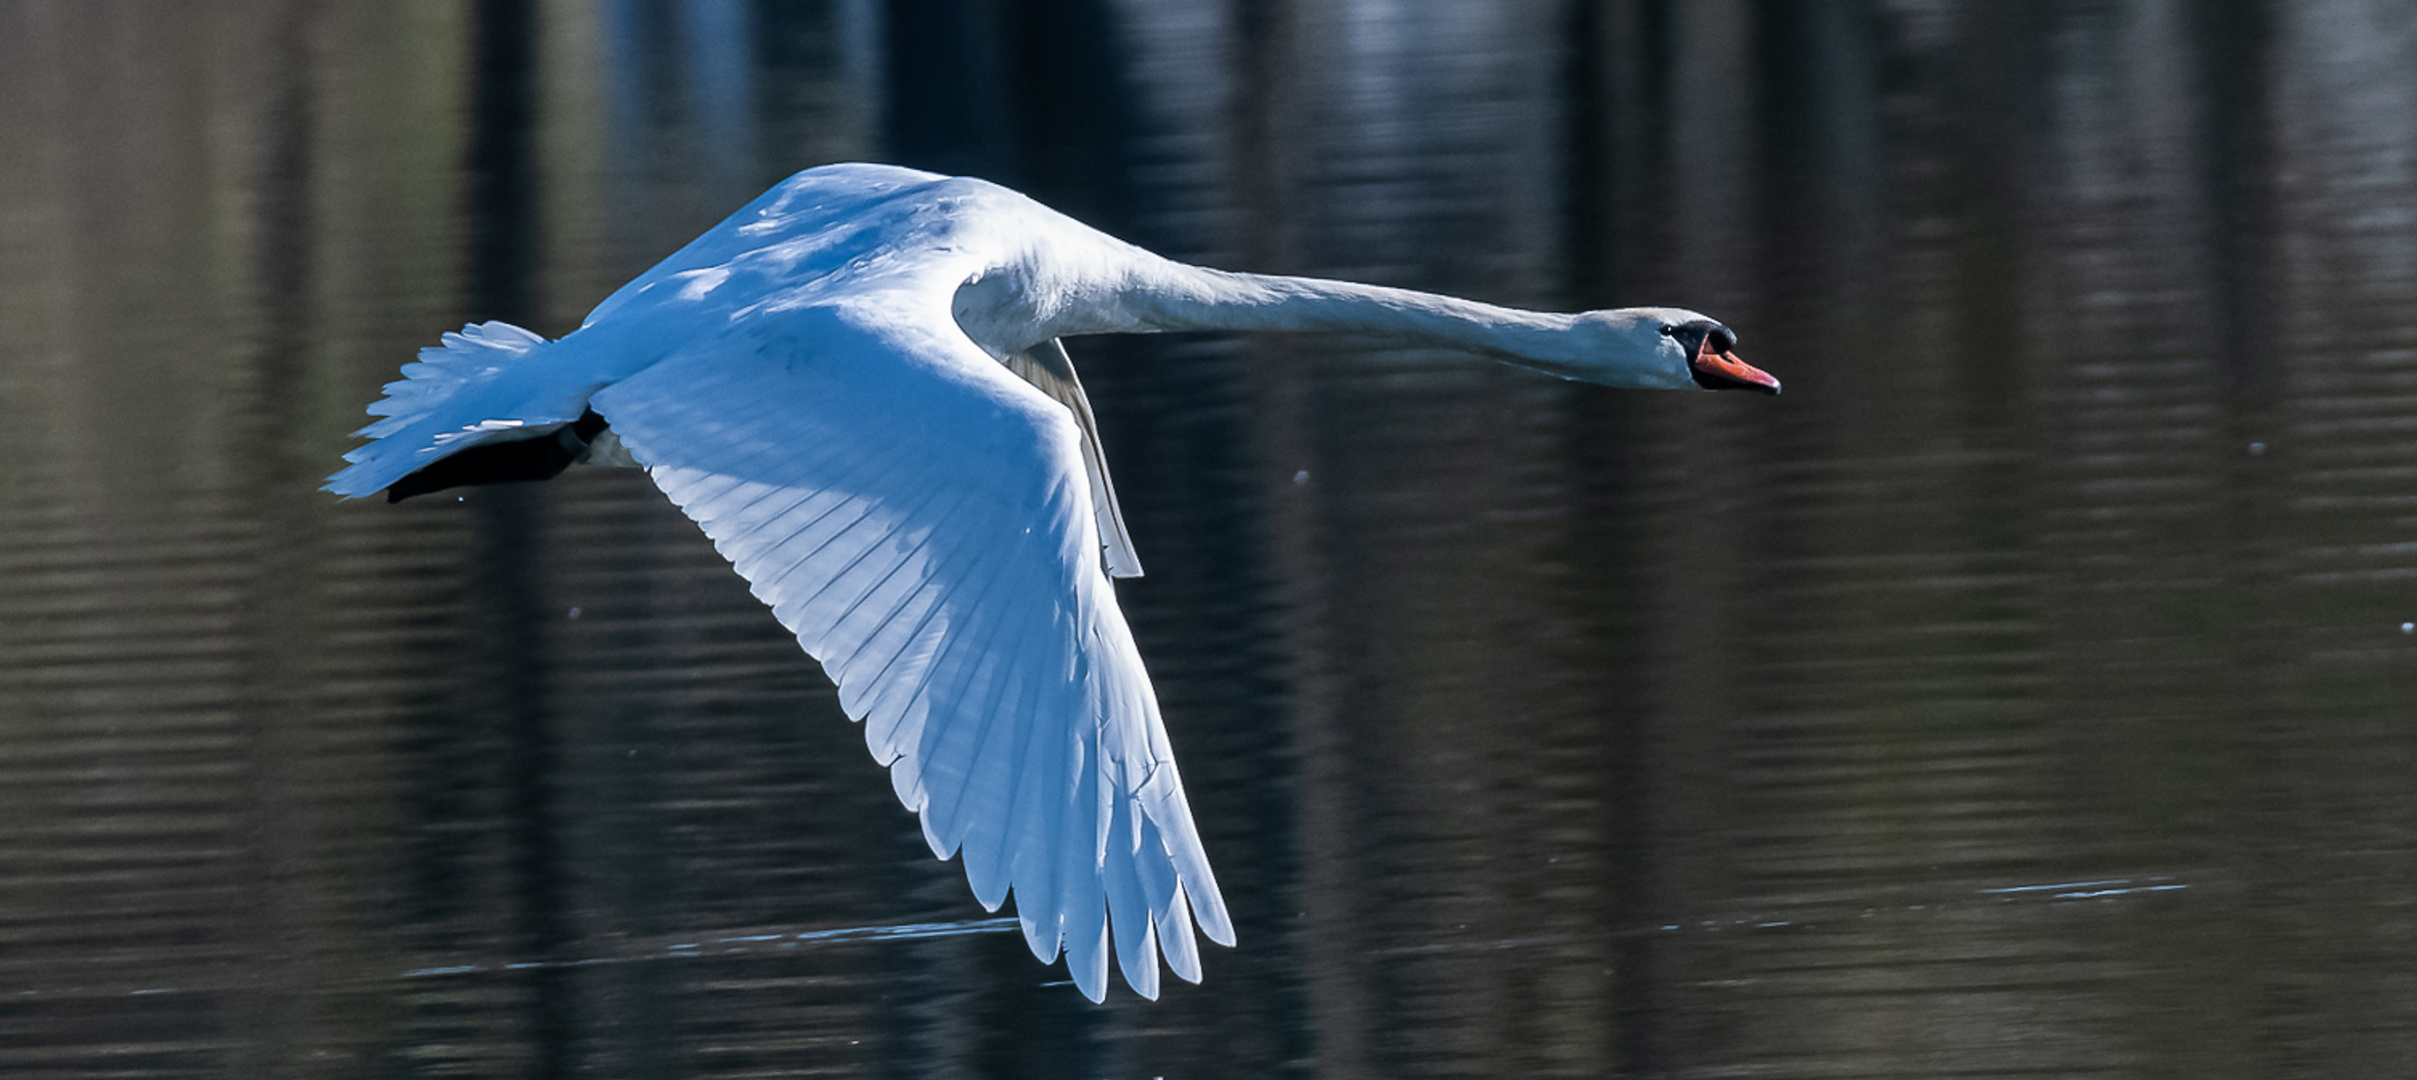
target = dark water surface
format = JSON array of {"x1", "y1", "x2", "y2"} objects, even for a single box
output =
[{"x1": 5, "y1": 2, "x2": 2416, "y2": 1077}]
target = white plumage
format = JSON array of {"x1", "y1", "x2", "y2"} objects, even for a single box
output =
[{"x1": 328, "y1": 163, "x2": 1776, "y2": 1002}]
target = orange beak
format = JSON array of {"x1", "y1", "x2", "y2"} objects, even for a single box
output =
[{"x1": 1691, "y1": 339, "x2": 1781, "y2": 394}]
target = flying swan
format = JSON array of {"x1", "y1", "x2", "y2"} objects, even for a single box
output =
[{"x1": 327, "y1": 162, "x2": 1778, "y2": 1002}]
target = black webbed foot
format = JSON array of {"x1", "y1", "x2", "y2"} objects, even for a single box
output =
[{"x1": 386, "y1": 409, "x2": 610, "y2": 502}]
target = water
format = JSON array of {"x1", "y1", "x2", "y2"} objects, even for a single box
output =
[{"x1": 4, "y1": 2, "x2": 2415, "y2": 1077}]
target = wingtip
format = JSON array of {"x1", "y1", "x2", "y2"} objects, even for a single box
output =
[
  {"x1": 1067, "y1": 911, "x2": 1111, "y2": 1003},
  {"x1": 1113, "y1": 910, "x2": 1164, "y2": 1001},
  {"x1": 1127, "y1": 970, "x2": 1161, "y2": 1002},
  {"x1": 917, "y1": 808, "x2": 957, "y2": 861},
  {"x1": 1019, "y1": 911, "x2": 1063, "y2": 964},
  {"x1": 1189, "y1": 882, "x2": 1238, "y2": 948},
  {"x1": 1070, "y1": 944, "x2": 1110, "y2": 1004},
  {"x1": 1158, "y1": 889, "x2": 1205, "y2": 984}
]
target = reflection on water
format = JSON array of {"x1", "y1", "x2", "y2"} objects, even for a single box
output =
[{"x1": 4, "y1": 1, "x2": 2415, "y2": 1077}]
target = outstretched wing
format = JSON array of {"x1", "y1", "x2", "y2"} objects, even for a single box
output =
[{"x1": 589, "y1": 299, "x2": 1232, "y2": 1001}]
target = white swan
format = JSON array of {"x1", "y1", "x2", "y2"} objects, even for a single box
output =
[{"x1": 326, "y1": 163, "x2": 1777, "y2": 1002}]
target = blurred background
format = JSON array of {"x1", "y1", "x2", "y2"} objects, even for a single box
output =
[{"x1": 4, "y1": 1, "x2": 2416, "y2": 1076}]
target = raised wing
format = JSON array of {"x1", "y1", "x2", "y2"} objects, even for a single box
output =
[{"x1": 589, "y1": 300, "x2": 1232, "y2": 1001}]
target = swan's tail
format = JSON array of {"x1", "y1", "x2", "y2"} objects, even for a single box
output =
[{"x1": 324, "y1": 320, "x2": 597, "y2": 500}]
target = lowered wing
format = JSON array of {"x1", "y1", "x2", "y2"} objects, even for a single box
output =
[
  {"x1": 589, "y1": 297, "x2": 1231, "y2": 1001},
  {"x1": 1004, "y1": 338, "x2": 1143, "y2": 579}
]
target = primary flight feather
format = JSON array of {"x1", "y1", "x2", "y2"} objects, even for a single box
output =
[{"x1": 327, "y1": 162, "x2": 1777, "y2": 1002}]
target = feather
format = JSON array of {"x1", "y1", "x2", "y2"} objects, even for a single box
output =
[{"x1": 589, "y1": 299, "x2": 1225, "y2": 998}]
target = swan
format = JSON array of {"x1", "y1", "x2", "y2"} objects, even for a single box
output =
[{"x1": 326, "y1": 162, "x2": 1778, "y2": 1002}]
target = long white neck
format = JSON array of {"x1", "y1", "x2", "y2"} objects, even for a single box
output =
[
  {"x1": 1123, "y1": 263, "x2": 1585, "y2": 371},
  {"x1": 967, "y1": 246, "x2": 1614, "y2": 382}
]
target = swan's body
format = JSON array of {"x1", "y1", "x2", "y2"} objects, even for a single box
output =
[{"x1": 327, "y1": 163, "x2": 1776, "y2": 1001}]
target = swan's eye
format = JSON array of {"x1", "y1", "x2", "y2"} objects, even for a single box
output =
[{"x1": 1658, "y1": 325, "x2": 1677, "y2": 336}]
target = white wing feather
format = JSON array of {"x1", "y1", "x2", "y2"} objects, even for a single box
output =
[{"x1": 588, "y1": 298, "x2": 1233, "y2": 1001}]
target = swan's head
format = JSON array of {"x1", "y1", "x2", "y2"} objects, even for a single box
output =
[{"x1": 1564, "y1": 307, "x2": 1780, "y2": 394}]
